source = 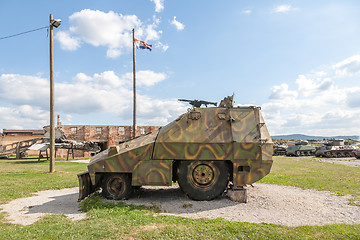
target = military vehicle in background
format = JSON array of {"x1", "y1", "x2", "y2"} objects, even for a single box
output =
[
  {"x1": 315, "y1": 139, "x2": 357, "y2": 158},
  {"x1": 286, "y1": 140, "x2": 316, "y2": 156},
  {"x1": 273, "y1": 144, "x2": 287, "y2": 155},
  {"x1": 354, "y1": 148, "x2": 360, "y2": 159},
  {"x1": 78, "y1": 95, "x2": 273, "y2": 202}
]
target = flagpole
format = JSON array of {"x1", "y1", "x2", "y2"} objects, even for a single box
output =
[{"x1": 132, "y1": 28, "x2": 136, "y2": 139}]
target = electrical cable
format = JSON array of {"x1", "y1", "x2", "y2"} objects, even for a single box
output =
[{"x1": 0, "y1": 26, "x2": 49, "y2": 40}]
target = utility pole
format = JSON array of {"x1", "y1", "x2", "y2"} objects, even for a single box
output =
[
  {"x1": 132, "y1": 28, "x2": 136, "y2": 139},
  {"x1": 49, "y1": 14, "x2": 55, "y2": 172},
  {"x1": 49, "y1": 14, "x2": 61, "y2": 172}
]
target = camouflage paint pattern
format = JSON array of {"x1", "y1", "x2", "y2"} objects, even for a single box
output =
[{"x1": 79, "y1": 104, "x2": 273, "y2": 200}]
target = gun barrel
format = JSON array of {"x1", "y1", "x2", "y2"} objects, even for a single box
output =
[
  {"x1": 178, "y1": 99, "x2": 192, "y2": 102},
  {"x1": 178, "y1": 98, "x2": 217, "y2": 108}
]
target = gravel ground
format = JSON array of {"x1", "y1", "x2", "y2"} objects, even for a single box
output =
[
  {"x1": 1, "y1": 183, "x2": 359, "y2": 227},
  {"x1": 313, "y1": 157, "x2": 360, "y2": 167},
  {"x1": 0, "y1": 188, "x2": 86, "y2": 226}
]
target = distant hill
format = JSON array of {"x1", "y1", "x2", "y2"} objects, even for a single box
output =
[{"x1": 271, "y1": 134, "x2": 359, "y2": 141}]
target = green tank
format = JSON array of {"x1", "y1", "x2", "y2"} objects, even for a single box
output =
[
  {"x1": 286, "y1": 140, "x2": 316, "y2": 156},
  {"x1": 78, "y1": 95, "x2": 273, "y2": 201}
]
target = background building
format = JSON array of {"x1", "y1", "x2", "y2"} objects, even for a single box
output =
[
  {"x1": 1, "y1": 125, "x2": 159, "y2": 158},
  {"x1": 56, "y1": 124, "x2": 159, "y2": 158}
]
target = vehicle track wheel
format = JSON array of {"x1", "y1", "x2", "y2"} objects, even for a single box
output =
[
  {"x1": 178, "y1": 160, "x2": 229, "y2": 201},
  {"x1": 102, "y1": 173, "x2": 132, "y2": 200},
  {"x1": 295, "y1": 151, "x2": 301, "y2": 157}
]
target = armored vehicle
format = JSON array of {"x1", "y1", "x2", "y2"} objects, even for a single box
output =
[
  {"x1": 286, "y1": 140, "x2": 316, "y2": 156},
  {"x1": 315, "y1": 139, "x2": 357, "y2": 158},
  {"x1": 78, "y1": 95, "x2": 273, "y2": 201},
  {"x1": 273, "y1": 144, "x2": 287, "y2": 155},
  {"x1": 354, "y1": 149, "x2": 360, "y2": 159}
]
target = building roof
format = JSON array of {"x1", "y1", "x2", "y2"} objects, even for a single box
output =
[{"x1": 2, "y1": 129, "x2": 44, "y2": 135}]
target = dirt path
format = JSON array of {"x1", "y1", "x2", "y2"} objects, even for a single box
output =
[{"x1": 1, "y1": 183, "x2": 359, "y2": 227}]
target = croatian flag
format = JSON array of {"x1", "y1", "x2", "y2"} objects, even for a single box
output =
[{"x1": 135, "y1": 38, "x2": 152, "y2": 51}]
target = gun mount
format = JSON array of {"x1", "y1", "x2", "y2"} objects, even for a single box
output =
[{"x1": 178, "y1": 99, "x2": 217, "y2": 108}]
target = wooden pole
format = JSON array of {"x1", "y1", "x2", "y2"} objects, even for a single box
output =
[
  {"x1": 132, "y1": 28, "x2": 136, "y2": 139},
  {"x1": 49, "y1": 14, "x2": 55, "y2": 172}
]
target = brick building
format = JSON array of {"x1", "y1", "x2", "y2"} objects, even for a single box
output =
[
  {"x1": 56, "y1": 124, "x2": 160, "y2": 158},
  {"x1": 1, "y1": 125, "x2": 159, "y2": 158}
]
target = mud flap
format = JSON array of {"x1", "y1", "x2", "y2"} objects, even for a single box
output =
[
  {"x1": 78, "y1": 171, "x2": 95, "y2": 202},
  {"x1": 227, "y1": 186, "x2": 247, "y2": 203}
]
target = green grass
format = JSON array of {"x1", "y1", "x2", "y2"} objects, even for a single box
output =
[
  {"x1": 0, "y1": 159, "x2": 87, "y2": 204},
  {"x1": 0, "y1": 157, "x2": 359, "y2": 239}
]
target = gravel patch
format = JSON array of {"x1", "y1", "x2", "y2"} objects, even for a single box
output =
[
  {"x1": 1, "y1": 184, "x2": 359, "y2": 227},
  {"x1": 0, "y1": 188, "x2": 86, "y2": 226},
  {"x1": 126, "y1": 184, "x2": 360, "y2": 227},
  {"x1": 313, "y1": 157, "x2": 360, "y2": 167}
]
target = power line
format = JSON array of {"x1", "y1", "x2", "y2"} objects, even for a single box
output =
[{"x1": 0, "y1": 26, "x2": 49, "y2": 40}]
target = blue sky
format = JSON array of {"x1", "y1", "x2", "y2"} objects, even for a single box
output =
[{"x1": 1, "y1": 0, "x2": 360, "y2": 136}]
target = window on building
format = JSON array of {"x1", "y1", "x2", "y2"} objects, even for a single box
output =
[
  {"x1": 140, "y1": 127, "x2": 145, "y2": 135},
  {"x1": 118, "y1": 126, "x2": 125, "y2": 134},
  {"x1": 96, "y1": 127, "x2": 102, "y2": 134},
  {"x1": 70, "y1": 127, "x2": 77, "y2": 134}
]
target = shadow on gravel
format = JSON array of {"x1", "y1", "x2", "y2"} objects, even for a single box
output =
[
  {"x1": 125, "y1": 185, "x2": 239, "y2": 214},
  {"x1": 26, "y1": 192, "x2": 81, "y2": 216},
  {"x1": 0, "y1": 187, "x2": 85, "y2": 225}
]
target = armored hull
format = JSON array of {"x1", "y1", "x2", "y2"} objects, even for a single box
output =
[
  {"x1": 273, "y1": 144, "x2": 287, "y2": 156},
  {"x1": 78, "y1": 98, "x2": 273, "y2": 201},
  {"x1": 315, "y1": 140, "x2": 357, "y2": 158},
  {"x1": 286, "y1": 141, "x2": 316, "y2": 156},
  {"x1": 354, "y1": 149, "x2": 360, "y2": 159}
]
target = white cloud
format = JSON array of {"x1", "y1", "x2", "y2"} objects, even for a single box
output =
[
  {"x1": 171, "y1": 16, "x2": 185, "y2": 31},
  {"x1": 333, "y1": 54, "x2": 360, "y2": 77},
  {"x1": 106, "y1": 48, "x2": 122, "y2": 59},
  {"x1": 56, "y1": 9, "x2": 163, "y2": 58},
  {"x1": 156, "y1": 42, "x2": 169, "y2": 52},
  {"x1": 144, "y1": 22, "x2": 162, "y2": 41},
  {"x1": 151, "y1": 0, "x2": 165, "y2": 13},
  {"x1": 269, "y1": 83, "x2": 298, "y2": 100},
  {"x1": 0, "y1": 74, "x2": 49, "y2": 107},
  {"x1": 273, "y1": 5, "x2": 296, "y2": 13},
  {"x1": 262, "y1": 54, "x2": 360, "y2": 136},
  {"x1": 0, "y1": 71, "x2": 185, "y2": 129},
  {"x1": 296, "y1": 74, "x2": 333, "y2": 97},
  {"x1": 122, "y1": 70, "x2": 168, "y2": 87},
  {"x1": 0, "y1": 106, "x2": 48, "y2": 130},
  {"x1": 243, "y1": 10, "x2": 252, "y2": 15},
  {"x1": 346, "y1": 87, "x2": 360, "y2": 108},
  {"x1": 56, "y1": 31, "x2": 81, "y2": 51}
]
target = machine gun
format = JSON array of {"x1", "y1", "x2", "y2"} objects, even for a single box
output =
[{"x1": 178, "y1": 99, "x2": 217, "y2": 108}]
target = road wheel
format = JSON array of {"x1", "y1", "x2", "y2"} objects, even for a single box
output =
[
  {"x1": 102, "y1": 173, "x2": 132, "y2": 200},
  {"x1": 178, "y1": 160, "x2": 229, "y2": 201},
  {"x1": 295, "y1": 151, "x2": 301, "y2": 157}
]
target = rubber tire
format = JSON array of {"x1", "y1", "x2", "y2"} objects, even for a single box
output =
[
  {"x1": 177, "y1": 160, "x2": 229, "y2": 201},
  {"x1": 102, "y1": 173, "x2": 133, "y2": 200}
]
